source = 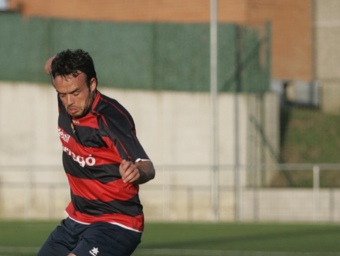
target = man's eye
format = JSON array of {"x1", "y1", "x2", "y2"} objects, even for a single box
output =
[
  {"x1": 73, "y1": 92, "x2": 80, "y2": 96},
  {"x1": 59, "y1": 94, "x2": 66, "y2": 98}
]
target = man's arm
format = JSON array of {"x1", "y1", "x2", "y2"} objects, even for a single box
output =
[
  {"x1": 119, "y1": 159, "x2": 155, "y2": 184},
  {"x1": 44, "y1": 55, "x2": 55, "y2": 75}
]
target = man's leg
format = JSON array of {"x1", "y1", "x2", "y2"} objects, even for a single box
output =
[{"x1": 37, "y1": 218, "x2": 87, "y2": 256}]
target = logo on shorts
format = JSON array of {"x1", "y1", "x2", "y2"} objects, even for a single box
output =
[{"x1": 89, "y1": 247, "x2": 99, "y2": 256}]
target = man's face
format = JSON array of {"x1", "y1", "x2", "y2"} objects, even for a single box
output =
[{"x1": 53, "y1": 72, "x2": 97, "y2": 118}]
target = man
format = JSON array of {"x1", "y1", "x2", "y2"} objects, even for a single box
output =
[{"x1": 38, "y1": 49, "x2": 155, "y2": 256}]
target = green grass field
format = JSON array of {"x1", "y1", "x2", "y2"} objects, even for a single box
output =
[{"x1": 0, "y1": 220, "x2": 340, "y2": 256}]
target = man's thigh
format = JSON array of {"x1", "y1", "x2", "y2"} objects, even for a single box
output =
[
  {"x1": 72, "y1": 222, "x2": 142, "y2": 256},
  {"x1": 37, "y1": 218, "x2": 87, "y2": 256}
]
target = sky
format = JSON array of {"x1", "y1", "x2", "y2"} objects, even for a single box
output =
[{"x1": 0, "y1": 0, "x2": 6, "y2": 9}]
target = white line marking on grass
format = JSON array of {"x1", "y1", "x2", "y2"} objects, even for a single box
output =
[
  {"x1": 134, "y1": 249, "x2": 340, "y2": 256},
  {"x1": 0, "y1": 246, "x2": 39, "y2": 253},
  {"x1": 1, "y1": 247, "x2": 340, "y2": 256}
]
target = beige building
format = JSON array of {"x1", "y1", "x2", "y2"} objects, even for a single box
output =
[{"x1": 314, "y1": 0, "x2": 340, "y2": 113}]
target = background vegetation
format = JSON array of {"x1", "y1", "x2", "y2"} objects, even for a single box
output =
[
  {"x1": 281, "y1": 108, "x2": 340, "y2": 163},
  {"x1": 273, "y1": 107, "x2": 340, "y2": 187}
]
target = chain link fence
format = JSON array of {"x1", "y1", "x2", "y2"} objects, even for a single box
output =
[
  {"x1": 0, "y1": 13, "x2": 270, "y2": 93},
  {"x1": 1, "y1": 164, "x2": 340, "y2": 223}
]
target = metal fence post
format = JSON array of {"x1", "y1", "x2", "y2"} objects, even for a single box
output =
[
  {"x1": 313, "y1": 165, "x2": 320, "y2": 222},
  {"x1": 163, "y1": 166, "x2": 170, "y2": 220}
]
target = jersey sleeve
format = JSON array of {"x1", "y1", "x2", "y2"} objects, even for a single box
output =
[{"x1": 99, "y1": 109, "x2": 150, "y2": 163}]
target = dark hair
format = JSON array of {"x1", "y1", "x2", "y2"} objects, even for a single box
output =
[{"x1": 51, "y1": 49, "x2": 98, "y2": 86}]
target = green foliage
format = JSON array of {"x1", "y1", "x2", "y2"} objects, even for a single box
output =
[
  {"x1": 281, "y1": 108, "x2": 340, "y2": 163},
  {"x1": 275, "y1": 108, "x2": 340, "y2": 187}
]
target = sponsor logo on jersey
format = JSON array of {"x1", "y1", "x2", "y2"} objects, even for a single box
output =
[
  {"x1": 58, "y1": 128, "x2": 71, "y2": 143},
  {"x1": 63, "y1": 145, "x2": 96, "y2": 167}
]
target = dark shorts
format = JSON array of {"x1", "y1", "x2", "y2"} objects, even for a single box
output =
[{"x1": 37, "y1": 217, "x2": 142, "y2": 256}]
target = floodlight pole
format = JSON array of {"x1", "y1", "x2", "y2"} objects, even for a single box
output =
[{"x1": 210, "y1": 0, "x2": 219, "y2": 222}]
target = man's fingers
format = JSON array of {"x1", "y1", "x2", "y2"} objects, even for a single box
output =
[
  {"x1": 123, "y1": 169, "x2": 140, "y2": 183},
  {"x1": 120, "y1": 160, "x2": 140, "y2": 183}
]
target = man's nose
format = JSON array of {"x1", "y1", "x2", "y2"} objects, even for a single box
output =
[{"x1": 66, "y1": 94, "x2": 75, "y2": 105}]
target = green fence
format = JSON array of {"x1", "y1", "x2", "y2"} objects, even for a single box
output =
[{"x1": 0, "y1": 13, "x2": 270, "y2": 92}]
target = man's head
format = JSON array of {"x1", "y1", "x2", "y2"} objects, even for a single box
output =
[
  {"x1": 51, "y1": 49, "x2": 97, "y2": 85},
  {"x1": 50, "y1": 49, "x2": 98, "y2": 118}
]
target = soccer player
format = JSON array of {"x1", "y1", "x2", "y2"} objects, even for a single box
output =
[{"x1": 38, "y1": 49, "x2": 155, "y2": 256}]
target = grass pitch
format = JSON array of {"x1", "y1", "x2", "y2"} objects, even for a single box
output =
[{"x1": 0, "y1": 220, "x2": 339, "y2": 256}]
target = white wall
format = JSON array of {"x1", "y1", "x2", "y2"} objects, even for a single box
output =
[
  {"x1": 0, "y1": 82, "x2": 280, "y2": 220},
  {"x1": 0, "y1": 82, "x2": 267, "y2": 167}
]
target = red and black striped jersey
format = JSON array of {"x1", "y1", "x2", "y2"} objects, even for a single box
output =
[{"x1": 57, "y1": 91, "x2": 149, "y2": 232}]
